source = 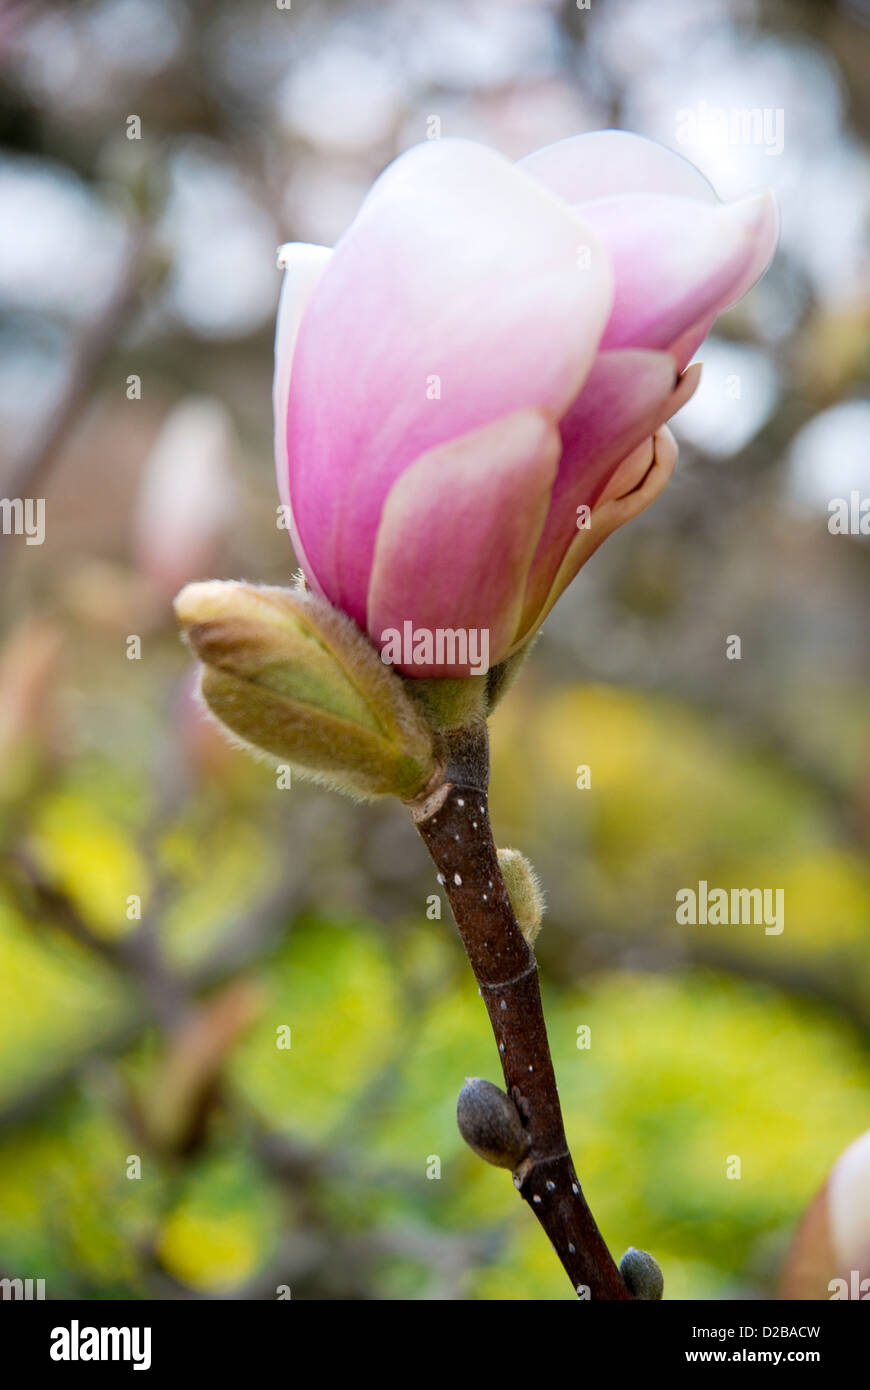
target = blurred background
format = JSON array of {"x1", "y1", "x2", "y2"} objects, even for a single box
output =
[{"x1": 0, "y1": 0, "x2": 868, "y2": 1301}]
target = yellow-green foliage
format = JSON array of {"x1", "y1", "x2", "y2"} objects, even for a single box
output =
[{"x1": 3, "y1": 680, "x2": 870, "y2": 1298}]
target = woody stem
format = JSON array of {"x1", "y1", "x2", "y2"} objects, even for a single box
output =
[{"x1": 408, "y1": 722, "x2": 632, "y2": 1300}]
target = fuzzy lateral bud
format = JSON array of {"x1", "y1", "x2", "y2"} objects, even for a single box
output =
[
  {"x1": 174, "y1": 580, "x2": 439, "y2": 801},
  {"x1": 619, "y1": 1247, "x2": 664, "y2": 1300},
  {"x1": 497, "y1": 847, "x2": 545, "y2": 946},
  {"x1": 457, "y1": 1077, "x2": 529, "y2": 1170}
]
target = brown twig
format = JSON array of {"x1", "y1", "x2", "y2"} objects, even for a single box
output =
[{"x1": 409, "y1": 722, "x2": 632, "y2": 1300}]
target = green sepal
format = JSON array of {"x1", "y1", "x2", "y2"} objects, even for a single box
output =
[
  {"x1": 485, "y1": 638, "x2": 537, "y2": 714},
  {"x1": 404, "y1": 675, "x2": 489, "y2": 731}
]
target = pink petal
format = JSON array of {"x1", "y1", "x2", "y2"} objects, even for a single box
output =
[
  {"x1": 599, "y1": 421, "x2": 678, "y2": 503},
  {"x1": 520, "y1": 349, "x2": 678, "y2": 629},
  {"x1": 598, "y1": 365, "x2": 698, "y2": 503},
  {"x1": 511, "y1": 425, "x2": 680, "y2": 654},
  {"x1": 668, "y1": 311, "x2": 717, "y2": 374},
  {"x1": 521, "y1": 132, "x2": 777, "y2": 362},
  {"x1": 560, "y1": 350, "x2": 680, "y2": 509},
  {"x1": 520, "y1": 129, "x2": 718, "y2": 204},
  {"x1": 286, "y1": 139, "x2": 612, "y2": 625},
  {"x1": 718, "y1": 188, "x2": 780, "y2": 307},
  {"x1": 272, "y1": 242, "x2": 332, "y2": 588},
  {"x1": 366, "y1": 411, "x2": 561, "y2": 677},
  {"x1": 577, "y1": 190, "x2": 778, "y2": 353}
]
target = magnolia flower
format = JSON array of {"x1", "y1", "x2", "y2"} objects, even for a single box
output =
[{"x1": 273, "y1": 130, "x2": 778, "y2": 677}]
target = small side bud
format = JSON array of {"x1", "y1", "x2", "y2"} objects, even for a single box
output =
[
  {"x1": 498, "y1": 847, "x2": 545, "y2": 946},
  {"x1": 619, "y1": 1247, "x2": 664, "y2": 1300},
  {"x1": 457, "y1": 1077, "x2": 529, "y2": 1170},
  {"x1": 174, "y1": 581, "x2": 440, "y2": 801}
]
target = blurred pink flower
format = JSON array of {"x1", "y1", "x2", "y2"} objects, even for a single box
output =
[
  {"x1": 274, "y1": 131, "x2": 778, "y2": 676},
  {"x1": 782, "y1": 1127, "x2": 870, "y2": 1300},
  {"x1": 134, "y1": 395, "x2": 238, "y2": 599}
]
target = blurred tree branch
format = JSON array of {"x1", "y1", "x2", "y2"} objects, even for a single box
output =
[{"x1": 1, "y1": 219, "x2": 154, "y2": 518}]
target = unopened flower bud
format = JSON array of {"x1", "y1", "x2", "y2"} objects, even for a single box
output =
[
  {"x1": 620, "y1": 1247, "x2": 664, "y2": 1300},
  {"x1": 497, "y1": 847, "x2": 545, "y2": 946},
  {"x1": 457, "y1": 1076, "x2": 529, "y2": 1170},
  {"x1": 174, "y1": 580, "x2": 439, "y2": 801},
  {"x1": 274, "y1": 137, "x2": 776, "y2": 672}
]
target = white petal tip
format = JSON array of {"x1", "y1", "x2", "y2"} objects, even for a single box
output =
[
  {"x1": 276, "y1": 241, "x2": 334, "y2": 274},
  {"x1": 730, "y1": 188, "x2": 780, "y2": 242}
]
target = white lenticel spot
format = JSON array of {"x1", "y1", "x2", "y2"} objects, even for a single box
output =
[{"x1": 453, "y1": 873, "x2": 462, "y2": 886}]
